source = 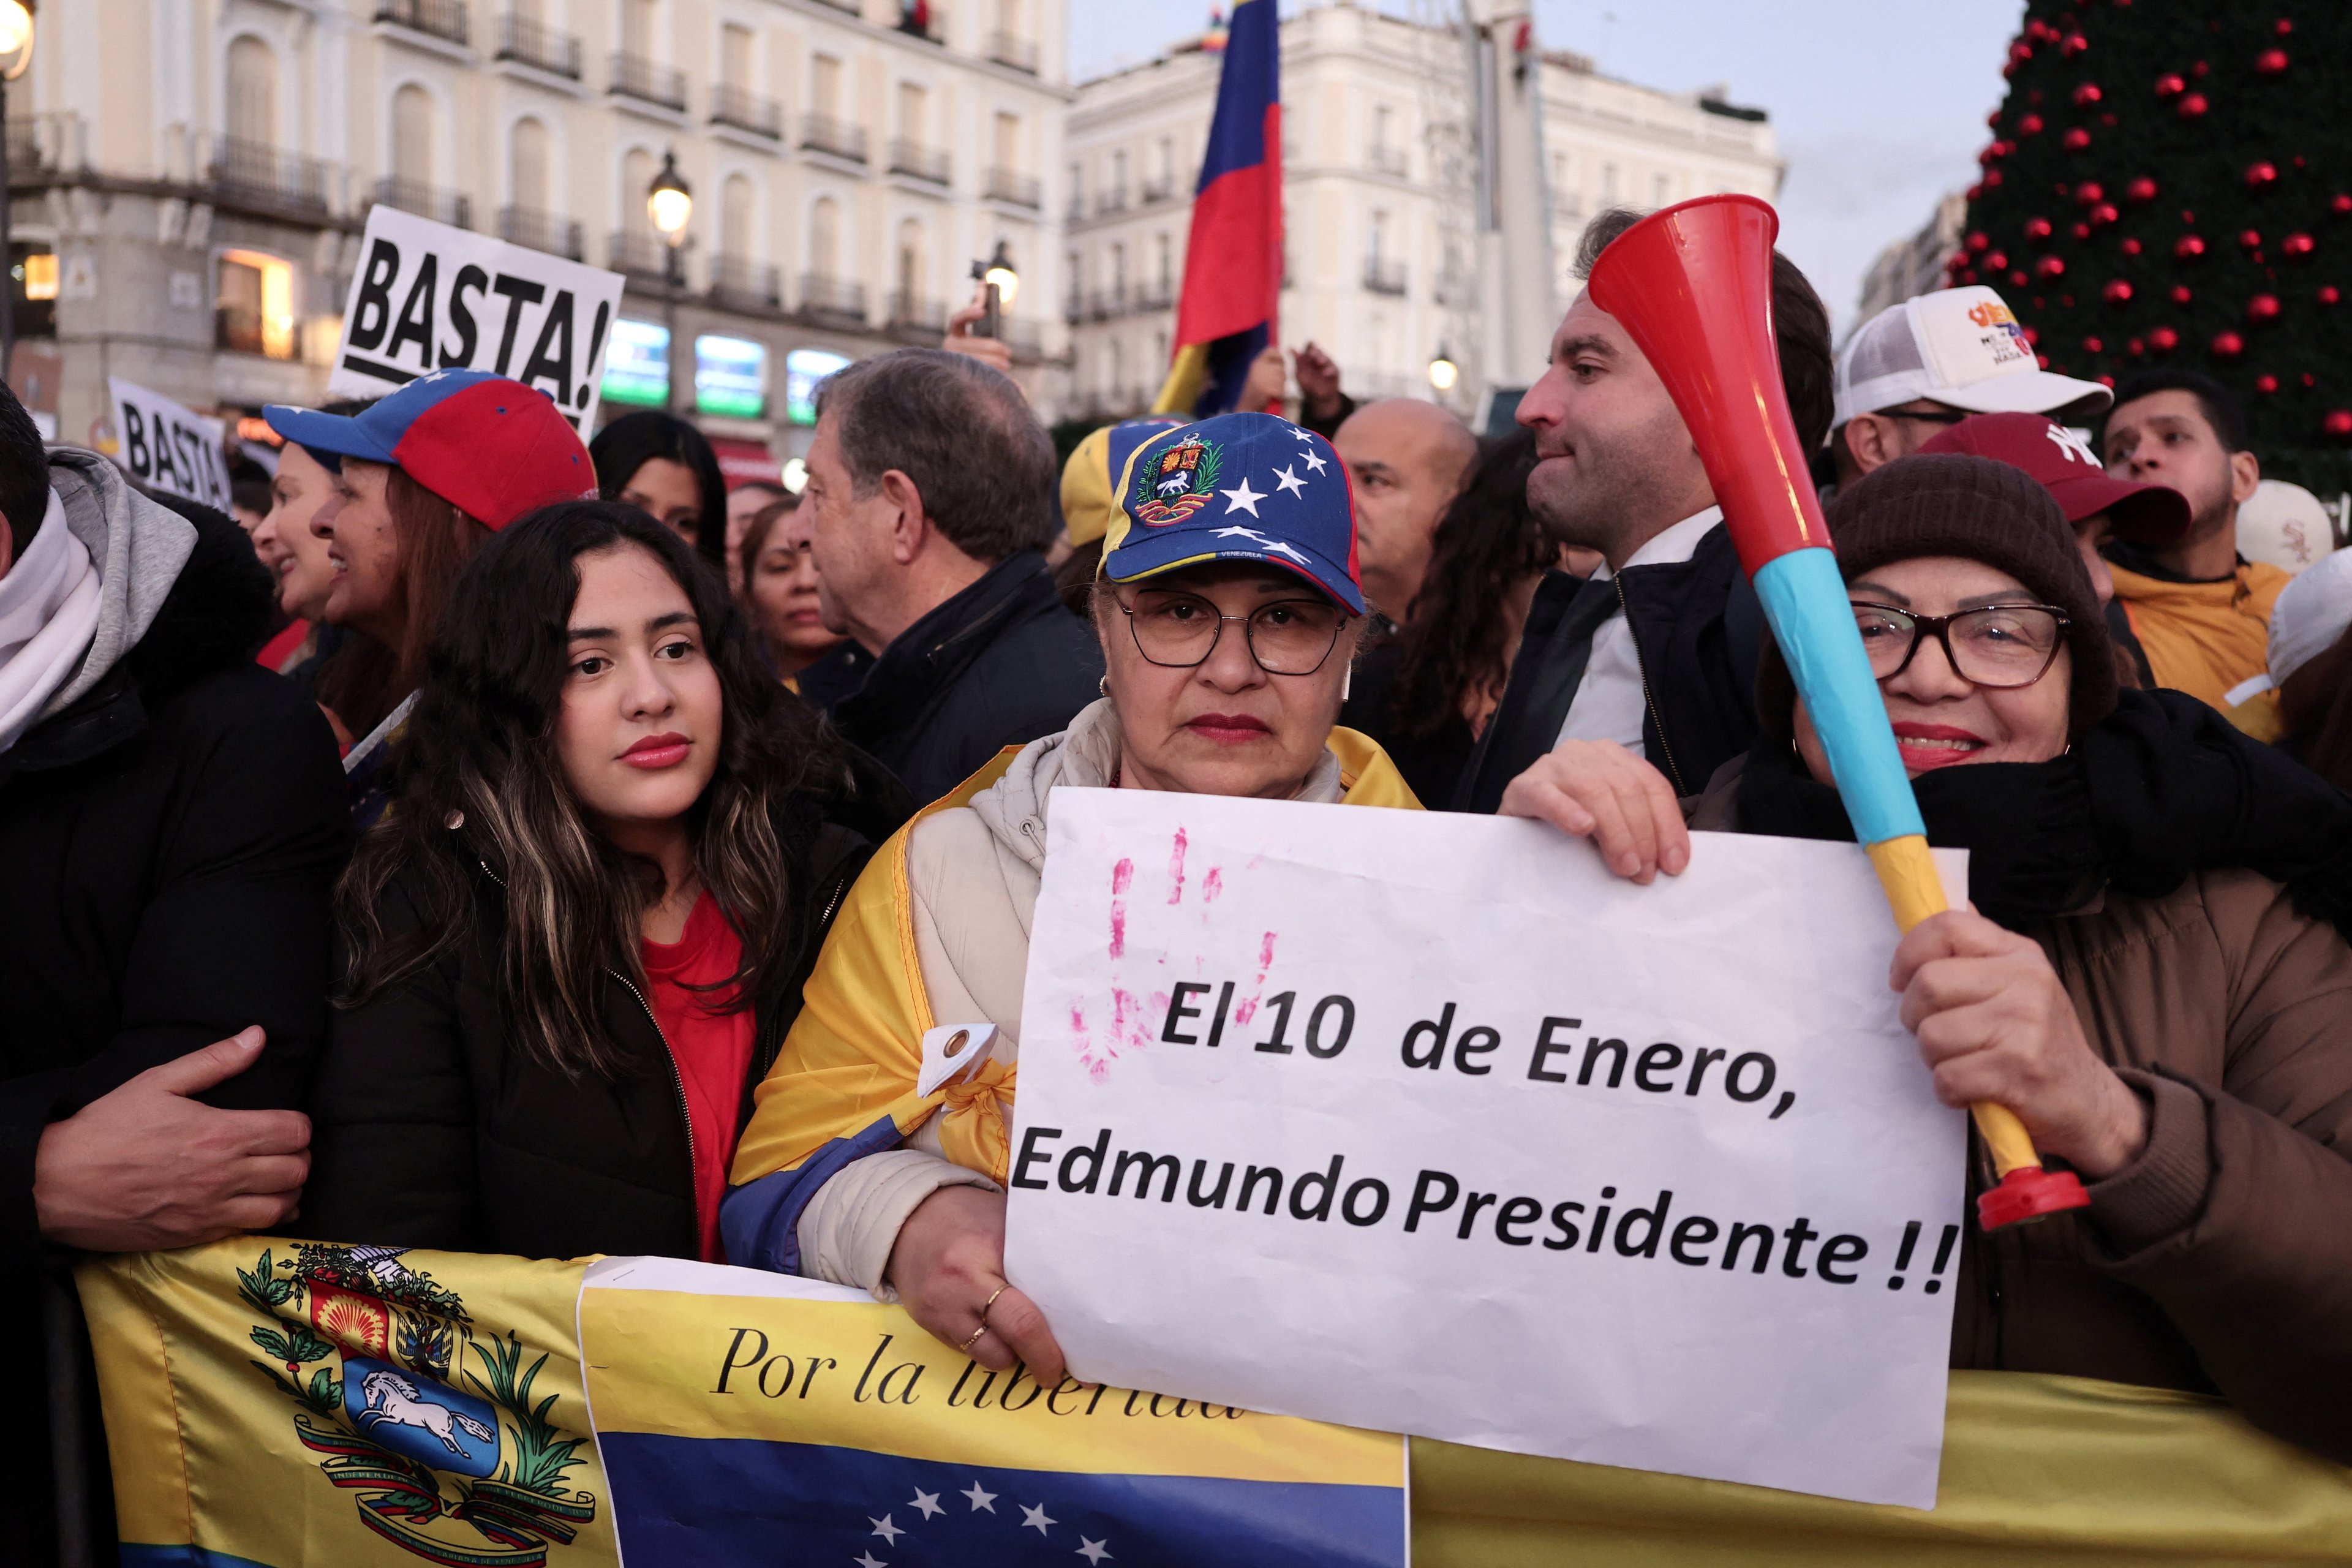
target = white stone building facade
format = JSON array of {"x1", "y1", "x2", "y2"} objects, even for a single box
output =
[
  {"x1": 7, "y1": 0, "x2": 1071, "y2": 460},
  {"x1": 1064, "y1": 1, "x2": 1783, "y2": 423}
]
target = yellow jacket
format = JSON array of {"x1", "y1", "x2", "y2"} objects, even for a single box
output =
[
  {"x1": 2110, "y1": 557, "x2": 2288, "y2": 712},
  {"x1": 721, "y1": 710, "x2": 1420, "y2": 1281}
]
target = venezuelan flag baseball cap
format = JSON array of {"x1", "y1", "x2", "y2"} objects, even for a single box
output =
[
  {"x1": 1060, "y1": 416, "x2": 1189, "y2": 548},
  {"x1": 1102, "y1": 411, "x2": 1363, "y2": 614},
  {"x1": 263, "y1": 369, "x2": 594, "y2": 530}
]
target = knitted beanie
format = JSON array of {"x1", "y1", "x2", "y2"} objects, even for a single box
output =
[{"x1": 1758, "y1": 453, "x2": 2120, "y2": 744}]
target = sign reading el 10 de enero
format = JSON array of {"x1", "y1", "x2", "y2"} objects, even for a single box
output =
[
  {"x1": 107, "y1": 379, "x2": 231, "y2": 509},
  {"x1": 1005, "y1": 790, "x2": 1971, "y2": 1509},
  {"x1": 327, "y1": 206, "x2": 628, "y2": 428}
]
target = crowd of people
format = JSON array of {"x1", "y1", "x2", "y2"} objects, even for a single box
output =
[{"x1": 9, "y1": 205, "x2": 2352, "y2": 1555}]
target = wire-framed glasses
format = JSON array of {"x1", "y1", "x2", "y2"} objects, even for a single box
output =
[{"x1": 1115, "y1": 587, "x2": 1348, "y2": 676}]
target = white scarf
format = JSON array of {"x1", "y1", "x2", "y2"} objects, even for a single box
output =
[{"x1": 0, "y1": 488, "x2": 99, "y2": 753}]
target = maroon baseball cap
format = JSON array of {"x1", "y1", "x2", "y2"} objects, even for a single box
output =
[{"x1": 1920, "y1": 411, "x2": 2190, "y2": 545}]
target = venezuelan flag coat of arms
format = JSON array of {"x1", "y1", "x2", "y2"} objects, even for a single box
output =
[{"x1": 1131, "y1": 435, "x2": 1221, "y2": 527}]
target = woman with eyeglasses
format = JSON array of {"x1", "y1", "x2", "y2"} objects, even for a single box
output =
[
  {"x1": 1504, "y1": 453, "x2": 2352, "y2": 1464},
  {"x1": 723, "y1": 413, "x2": 1419, "y2": 1383}
]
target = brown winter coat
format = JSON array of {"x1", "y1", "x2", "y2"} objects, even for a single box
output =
[{"x1": 1694, "y1": 761, "x2": 2352, "y2": 1464}]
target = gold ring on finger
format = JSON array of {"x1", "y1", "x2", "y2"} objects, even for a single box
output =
[{"x1": 959, "y1": 1322, "x2": 989, "y2": 1352}]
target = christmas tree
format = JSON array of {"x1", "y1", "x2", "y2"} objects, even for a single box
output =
[{"x1": 1957, "y1": 4, "x2": 2352, "y2": 492}]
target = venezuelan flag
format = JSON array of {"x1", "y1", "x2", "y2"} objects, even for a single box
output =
[
  {"x1": 578, "y1": 1257, "x2": 1407, "y2": 1567},
  {"x1": 1152, "y1": 0, "x2": 1281, "y2": 418}
]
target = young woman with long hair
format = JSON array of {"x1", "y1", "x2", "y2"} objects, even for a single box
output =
[
  {"x1": 736, "y1": 493, "x2": 844, "y2": 686},
  {"x1": 590, "y1": 409, "x2": 730, "y2": 579},
  {"x1": 300, "y1": 500, "x2": 899, "y2": 1262}
]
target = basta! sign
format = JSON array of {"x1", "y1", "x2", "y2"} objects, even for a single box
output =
[
  {"x1": 328, "y1": 206, "x2": 627, "y2": 428},
  {"x1": 1006, "y1": 790, "x2": 1971, "y2": 1508},
  {"x1": 107, "y1": 379, "x2": 232, "y2": 508}
]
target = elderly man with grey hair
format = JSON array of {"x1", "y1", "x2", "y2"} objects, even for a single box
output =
[{"x1": 786, "y1": 347, "x2": 1103, "y2": 805}]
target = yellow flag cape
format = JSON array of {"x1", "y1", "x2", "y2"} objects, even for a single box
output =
[{"x1": 730, "y1": 729, "x2": 1422, "y2": 1189}]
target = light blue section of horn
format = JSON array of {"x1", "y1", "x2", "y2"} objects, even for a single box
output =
[{"x1": 1752, "y1": 546, "x2": 1926, "y2": 848}]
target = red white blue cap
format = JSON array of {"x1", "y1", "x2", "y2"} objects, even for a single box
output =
[
  {"x1": 1101, "y1": 412, "x2": 1364, "y2": 614},
  {"x1": 263, "y1": 369, "x2": 594, "y2": 530}
]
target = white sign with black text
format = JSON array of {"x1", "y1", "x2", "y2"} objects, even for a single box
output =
[
  {"x1": 1004, "y1": 790, "x2": 1970, "y2": 1508},
  {"x1": 107, "y1": 379, "x2": 231, "y2": 508},
  {"x1": 326, "y1": 206, "x2": 627, "y2": 429}
]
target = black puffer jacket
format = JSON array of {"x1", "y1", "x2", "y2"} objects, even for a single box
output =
[
  {"x1": 1453, "y1": 523, "x2": 1765, "y2": 812},
  {"x1": 300, "y1": 830, "x2": 871, "y2": 1261},
  {"x1": 829, "y1": 549, "x2": 1104, "y2": 806},
  {"x1": 0, "y1": 457, "x2": 349, "y2": 1564}
]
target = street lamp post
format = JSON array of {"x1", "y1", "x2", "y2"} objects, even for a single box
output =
[
  {"x1": 646, "y1": 150, "x2": 692, "y2": 417},
  {"x1": 0, "y1": 1, "x2": 39, "y2": 389},
  {"x1": 1427, "y1": 344, "x2": 1460, "y2": 397}
]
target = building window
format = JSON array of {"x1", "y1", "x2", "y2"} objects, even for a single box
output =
[
  {"x1": 1653, "y1": 172, "x2": 1672, "y2": 206},
  {"x1": 1154, "y1": 232, "x2": 1170, "y2": 290},
  {"x1": 897, "y1": 82, "x2": 928, "y2": 142},
  {"x1": 1602, "y1": 162, "x2": 1619, "y2": 203},
  {"x1": 224, "y1": 36, "x2": 277, "y2": 148},
  {"x1": 391, "y1": 84, "x2": 433, "y2": 186},
  {"x1": 621, "y1": 0, "x2": 655, "y2": 58},
  {"x1": 812, "y1": 54, "x2": 842, "y2": 119},
  {"x1": 810, "y1": 196, "x2": 841, "y2": 277},
  {"x1": 509, "y1": 116, "x2": 549, "y2": 208},
  {"x1": 217, "y1": 249, "x2": 295, "y2": 360},
  {"x1": 720, "y1": 173, "x2": 754, "y2": 258},
  {"x1": 720, "y1": 21, "x2": 752, "y2": 91},
  {"x1": 897, "y1": 217, "x2": 926, "y2": 300},
  {"x1": 623, "y1": 147, "x2": 655, "y2": 236}
]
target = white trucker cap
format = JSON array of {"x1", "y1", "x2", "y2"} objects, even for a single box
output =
[{"x1": 1833, "y1": 285, "x2": 2113, "y2": 429}]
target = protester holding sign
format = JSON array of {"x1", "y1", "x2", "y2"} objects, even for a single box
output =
[
  {"x1": 725, "y1": 412, "x2": 1420, "y2": 1382},
  {"x1": 301, "y1": 502, "x2": 897, "y2": 1264},
  {"x1": 591, "y1": 409, "x2": 730, "y2": 578},
  {"x1": 265, "y1": 369, "x2": 594, "y2": 819},
  {"x1": 1510, "y1": 451, "x2": 2352, "y2": 1465}
]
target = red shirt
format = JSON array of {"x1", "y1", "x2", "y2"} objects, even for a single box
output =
[{"x1": 639, "y1": 894, "x2": 757, "y2": 1262}]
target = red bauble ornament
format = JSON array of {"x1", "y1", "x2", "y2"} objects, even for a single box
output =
[
  {"x1": 2255, "y1": 48, "x2": 2289, "y2": 75},
  {"x1": 2154, "y1": 72, "x2": 2185, "y2": 97},
  {"x1": 2321, "y1": 285, "x2": 2343, "y2": 306},
  {"x1": 2073, "y1": 82, "x2": 2103, "y2": 106},
  {"x1": 1986, "y1": 108, "x2": 2003, "y2": 128},
  {"x1": 2239, "y1": 228, "x2": 2264, "y2": 252},
  {"x1": 2275, "y1": 18, "x2": 2293, "y2": 36},
  {"x1": 2211, "y1": 330, "x2": 2245, "y2": 358},
  {"x1": 2178, "y1": 93, "x2": 2209, "y2": 119},
  {"x1": 2010, "y1": 270, "x2": 2030, "y2": 288},
  {"x1": 2060, "y1": 33, "x2": 2087, "y2": 58},
  {"x1": 2175, "y1": 235, "x2": 2207, "y2": 260},
  {"x1": 2071, "y1": 222, "x2": 2093, "y2": 241},
  {"x1": 2171, "y1": 285, "x2": 2193, "y2": 304},
  {"x1": 2246, "y1": 161, "x2": 2279, "y2": 190},
  {"x1": 2018, "y1": 112, "x2": 2045, "y2": 136},
  {"x1": 2083, "y1": 336, "x2": 2105, "y2": 353},
  {"x1": 2124, "y1": 176, "x2": 2158, "y2": 205},
  {"x1": 2192, "y1": 61, "x2": 2209, "y2": 78},
  {"x1": 2092, "y1": 203, "x2": 2119, "y2": 227},
  {"x1": 1982, "y1": 169, "x2": 2004, "y2": 189},
  {"x1": 2149, "y1": 326, "x2": 2180, "y2": 353},
  {"x1": 2305, "y1": 373, "x2": 2319, "y2": 388},
  {"x1": 1966, "y1": 230, "x2": 1991, "y2": 254},
  {"x1": 1984, "y1": 249, "x2": 2010, "y2": 273},
  {"x1": 2247, "y1": 293, "x2": 2283, "y2": 324},
  {"x1": 2098, "y1": 374, "x2": 2117, "y2": 389},
  {"x1": 2036, "y1": 354, "x2": 2052, "y2": 370},
  {"x1": 2333, "y1": 194, "x2": 2352, "y2": 217},
  {"x1": 2122, "y1": 238, "x2": 2143, "y2": 255},
  {"x1": 2073, "y1": 180, "x2": 2104, "y2": 206},
  {"x1": 2125, "y1": 338, "x2": 2146, "y2": 358},
  {"x1": 2255, "y1": 375, "x2": 2280, "y2": 394},
  {"x1": 2326, "y1": 410, "x2": 2352, "y2": 441},
  {"x1": 2036, "y1": 255, "x2": 2067, "y2": 281},
  {"x1": 2103, "y1": 280, "x2": 2135, "y2": 304},
  {"x1": 2024, "y1": 216, "x2": 2055, "y2": 243},
  {"x1": 2283, "y1": 233, "x2": 2316, "y2": 260},
  {"x1": 2021, "y1": 325, "x2": 2040, "y2": 347},
  {"x1": 2063, "y1": 127, "x2": 2093, "y2": 152}
]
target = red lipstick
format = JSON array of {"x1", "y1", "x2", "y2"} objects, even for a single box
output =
[{"x1": 620, "y1": 731, "x2": 692, "y2": 769}]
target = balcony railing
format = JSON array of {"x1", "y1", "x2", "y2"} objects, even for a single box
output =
[
  {"x1": 496, "y1": 12, "x2": 581, "y2": 78},
  {"x1": 4, "y1": 113, "x2": 84, "y2": 177},
  {"x1": 609, "y1": 51, "x2": 687, "y2": 111},
  {"x1": 372, "y1": 176, "x2": 472, "y2": 229},
  {"x1": 1084, "y1": 287, "x2": 1130, "y2": 321},
  {"x1": 208, "y1": 137, "x2": 330, "y2": 218},
  {"x1": 1367, "y1": 144, "x2": 1409, "y2": 178},
  {"x1": 887, "y1": 138, "x2": 951, "y2": 186},
  {"x1": 1136, "y1": 278, "x2": 1174, "y2": 311},
  {"x1": 1094, "y1": 187, "x2": 1129, "y2": 216},
  {"x1": 1140, "y1": 173, "x2": 1177, "y2": 205},
  {"x1": 798, "y1": 273, "x2": 868, "y2": 325},
  {"x1": 1362, "y1": 257, "x2": 1408, "y2": 296},
  {"x1": 376, "y1": 0, "x2": 470, "y2": 47},
  {"x1": 1061, "y1": 291, "x2": 1082, "y2": 324},
  {"x1": 886, "y1": 290, "x2": 946, "y2": 334},
  {"x1": 1065, "y1": 192, "x2": 1086, "y2": 222},
  {"x1": 711, "y1": 255, "x2": 782, "y2": 311},
  {"x1": 711, "y1": 83, "x2": 782, "y2": 140},
  {"x1": 987, "y1": 30, "x2": 1039, "y2": 74},
  {"x1": 984, "y1": 167, "x2": 1040, "y2": 209},
  {"x1": 799, "y1": 113, "x2": 869, "y2": 164},
  {"x1": 499, "y1": 205, "x2": 584, "y2": 260},
  {"x1": 608, "y1": 230, "x2": 679, "y2": 281}
]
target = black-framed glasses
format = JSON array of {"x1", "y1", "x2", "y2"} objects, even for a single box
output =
[
  {"x1": 1852, "y1": 601, "x2": 2071, "y2": 688},
  {"x1": 1115, "y1": 587, "x2": 1348, "y2": 676}
]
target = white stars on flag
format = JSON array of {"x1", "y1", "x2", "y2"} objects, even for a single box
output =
[
  {"x1": 962, "y1": 1480, "x2": 998, "y2": 1513},
  {"x1": 908, "y1": 1489, "x2": 944, "y2": 1520},
  {"x1": 1213, "y1": 526, "x2": 1272, "y2": 543},
  {"x1": 1021, "y1": 1502, "x2": 1058, "y2": 1536},
  {"x1": 1219, "y1": 477, "x2": 1267, "y2": 517},
  {"x1": 1299, "y1": 444, "x2": 1329, "y2": 475},
  {"x1": 853, "y1": 1555, "x2": 887, "y2": 1568},
  {"x1": 869, "y1": 1515, "x2": 903, "y2": 1544},
  {"x1": 1273, "y1": 464, "x2": 1307, "y2": 498},
  {"x1": 1077, "y1": 1539, "x2": 1115, "y2": 1564}
]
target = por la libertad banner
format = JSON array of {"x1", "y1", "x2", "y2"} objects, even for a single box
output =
[
  {"x1": 107, "y1": 377, "x2": 231, "y2": 508},
  {"x1": 327, "y1": 205, "x2": 627, "y2": 428},
  {"x1": 1004, "y1": 790, "x2": 1971, "y2": 1508}
]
